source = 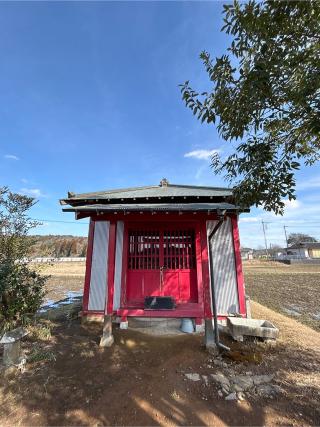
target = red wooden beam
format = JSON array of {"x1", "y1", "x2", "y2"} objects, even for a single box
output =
[
  {"x1": 231, "y1": 215, "x2": 246, "y2": 316},
  {"x1": 82, "y1": 219, "x2": 95, "y2": 311}
]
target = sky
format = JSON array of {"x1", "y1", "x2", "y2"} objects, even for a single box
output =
[{"x1": 1, "y1": 1, "x2": 319, "y2": 249}]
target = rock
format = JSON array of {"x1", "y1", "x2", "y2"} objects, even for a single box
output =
[
  {"x1": 252, "y1": 374, "x2": 274, "y2": 385},
  {"x1": 245, "y1": 371, "x2": 253, "y2": 376},
  {"x1": 256, "y1": 384, "x2": 275, "y2": 397},
  {"x1": 237, "y1": 392, "x2": 246, "y2": 401},
  {"x1": 225, "y1": 392, "x2": 237, "y2": 401},
  {"x1": 185, "y1": 373, "x2": 201, "y2": 382},
  {"x1": 218, "y1": 390, "x2": 223, "y2": 397},
  {"x1": 222, "y1": 385, "x2": 230, "y2": 394},
  {"x1": 202, "y1": 375, "x2": 209, "y2": 386},
  {"x1": 231, "y1": 375, "x2": 254, "y2": 391},
  {"x1": 210, "y1": 373, "x2": 230, "y2": 388}
]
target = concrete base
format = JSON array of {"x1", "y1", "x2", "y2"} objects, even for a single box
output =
[
  {"x1": 120, "y1": 321, "x2": 128, "y2": 330},
  {"x1": 81, "y1": 314, "x2": 104, "y2": 324},
  {"x1": 195, "y1": 323, "x2": 205, "y2": 333},
  {"x1": 99, "y1": 315, "x2": 114, "y2": 347},
  {"x1": 204, "y1": 319, "x2": 218, "y2": 354},
  {"x1": 227, "y1": 317, "x2": 279, "y2": 341}
]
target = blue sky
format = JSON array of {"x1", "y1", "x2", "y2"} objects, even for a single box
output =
[{"x1": 1, "y1": 1, "x2": 319, "y2": 248}]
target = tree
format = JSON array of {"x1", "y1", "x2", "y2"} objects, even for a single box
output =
[
  {"x1": 0, "y1": 187, "x2": 47, "y2": 332},
  {"x1": 287, "y1": 233, "x2": 318, "y2": 246},
  {"x1": 180, "y1": 0, "x2": 320, "y2": 214}
]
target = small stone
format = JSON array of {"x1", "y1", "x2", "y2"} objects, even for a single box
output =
[
  {"x1": 231, "y1": 375, "x2": 254, "y2": 391},
  {"x1": 210, "y1": 373, "x2": 230, "y2": 387},
  {"x1": 237, "y1": 392, "x2": 246, "y2": 401},
  {"x1": 185, "y1": 373, "x2": 201, "y2": 382},
  {"x1": 222, "y1": 386, "x2": 230, "y2": 394},
  {"x1": 253, "y1": 374, "x2": 274, "y2": 386},
  {"x1": 256, "y1": 384, "x2": 275, "y2": 397},
  {"x1": 202, "y1": 375, "x2": 209, "y2": 386},
  {"x1": 218, "y1": 390, "x2": 223, "y2": 397},
  {"x1": 225, "y1": 392, "x2": 237, "y2": 401},
  {"x1": 245, "y1": 371, "x2": 253, "y2": 376}
]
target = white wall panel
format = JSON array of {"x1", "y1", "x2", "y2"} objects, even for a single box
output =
[
  {"x1": 207, "y1": 218, "x2": 239, "y2": 315},
  {"x1": 88, "y1": 221, "x2": 110, "y2": 311}
]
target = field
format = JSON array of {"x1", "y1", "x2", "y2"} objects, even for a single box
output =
[{"x1": 244, "y1": 261, "x2": 320, "y2": 331}]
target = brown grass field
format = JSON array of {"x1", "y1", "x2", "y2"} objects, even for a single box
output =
[{"x1": 243, "y1": 261, "x2": 320, "y2": 331}]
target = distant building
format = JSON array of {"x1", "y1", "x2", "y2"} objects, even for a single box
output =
[
  {"x1": 241, "y1": 247, "x2": 254, "y2": 260},
  {"x1": 287, "y1": 242, "x2": 320, "y2": 259}
]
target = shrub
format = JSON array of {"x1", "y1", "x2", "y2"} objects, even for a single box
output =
[{"x1": 0, "y1": 187, "x2": 48, "y2": 332}]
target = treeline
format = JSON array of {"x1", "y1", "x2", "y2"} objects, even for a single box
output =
[{"x1": 29, "y1": 235, "x2": 88, "y2": 258}]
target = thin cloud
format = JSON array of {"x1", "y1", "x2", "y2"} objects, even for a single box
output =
[
  {"x1": 20, "y1": 188, "x2": 47, "y2": 198},
  {"x1": 184, "y1": 149, "x2": 221, "y2": 160},
  {"x1": 283, "y1": 199, "x2": 301, "y2": 210},
  {"x1": 297, "y1": 176, "x2": 320, "y2": 190},
  {"x1": 4, "y1": 154, "x2": 19, "y2": 160}
]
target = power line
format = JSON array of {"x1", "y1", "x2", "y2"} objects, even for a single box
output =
[{"x1": 32, "y1": 218, "x2": 89, "y2": 225}]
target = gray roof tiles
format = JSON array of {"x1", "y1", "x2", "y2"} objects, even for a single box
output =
[
  {"x1": 60, "y1": 183, "x2": 233, "y2": 205},
  {"x1": 63, "y1": 202, "x2": 244, "y2": 213}
]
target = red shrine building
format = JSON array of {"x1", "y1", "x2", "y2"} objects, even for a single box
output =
[{"x1": 60, "y1": 179, "x2": 248, "y2": 336}]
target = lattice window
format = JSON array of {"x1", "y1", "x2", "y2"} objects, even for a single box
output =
[
  {"x1": 163, "y1": 229, "x2": 196, "y2": 269},
  {"x1": 128, "y1": 230, "x2": 160, "y2": 270},
  {"x1": 128, "y1": 228, "x2": 196, "y2": 270}
]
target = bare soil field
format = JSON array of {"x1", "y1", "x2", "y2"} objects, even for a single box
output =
[
  {"x1": 244, "y1": 261, "x2": 320, "y2": 331},
  {"x1": 1, "y1": 302, "x2": 319, "y2": 426}
]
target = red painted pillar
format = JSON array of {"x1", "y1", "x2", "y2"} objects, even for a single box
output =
[
  {"x1": 82, "y1": 219, "x2": 95, "y2": 312},
  {"x1": 105, "y1": 221, "x2": 117, "y2": 315},
  {"x1": 231, "y1": 215, "x2": 246, "y2": 316},
  {"x1": 200, "y1": 221, "x2": 213, "y2": 319}
]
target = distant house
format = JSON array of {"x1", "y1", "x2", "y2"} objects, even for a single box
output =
[
  {"x1": 287, "y1": 242, "x2": 320, "y2": 259},
  {"x1": 241, "y1": 247, "x2": 254, "y2": 260}
]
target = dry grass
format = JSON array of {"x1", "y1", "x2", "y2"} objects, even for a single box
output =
[
  {"x1": 244, "y1": 261, "x2": 320, "y2": 331},
  {"x1": 39, "y1": 262, "x2": 86, "y2": 277}
]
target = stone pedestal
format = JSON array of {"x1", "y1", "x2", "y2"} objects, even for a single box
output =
[
  {"x1": 3, "y1": 341, "x2": 21, "y2": 366},
  {"x1": 99, "y1": 315, "x2": 114, "y2": 347},
  {"x1": 1, "y1": 327, "x2": 29, "y2": 366}
]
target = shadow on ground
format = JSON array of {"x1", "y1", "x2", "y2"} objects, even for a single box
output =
[{"x1": 0, "y1": 318, "x2": 319, "y2": 426}]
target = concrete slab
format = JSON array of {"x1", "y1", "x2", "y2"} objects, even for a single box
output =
[{"x1": 227, "y1": 317, "x2": 279, "y2": 341}]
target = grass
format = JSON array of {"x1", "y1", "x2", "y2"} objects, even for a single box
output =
[{"x1": 28, "y1": 347, "x2": 56, "y2": 363}]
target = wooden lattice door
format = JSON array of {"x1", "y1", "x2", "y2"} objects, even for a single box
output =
[{"x1": 126, "y1": 226, "x2": 198, "y2": 306}]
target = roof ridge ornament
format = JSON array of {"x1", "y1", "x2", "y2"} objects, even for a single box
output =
[{"x1": 160, "y1": 178, "x2": 169, "y2": 187}]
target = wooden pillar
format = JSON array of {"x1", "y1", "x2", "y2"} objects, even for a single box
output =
[
  {"x1": 200, "y1": 222, "x2": 213, "y2": 319},
  {"x1": 231, "y1": 215, "x2": 246, "y2": 316}
]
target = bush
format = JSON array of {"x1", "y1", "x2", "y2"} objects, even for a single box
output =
[{"x1": 0, "y1": 187, "x2": 48, "y2": 332}]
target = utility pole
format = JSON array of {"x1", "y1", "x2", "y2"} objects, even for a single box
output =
[
  {"x1": 283, "y1": 225, "x2": 288, "y2": 253},
  {"x1": 261, "y1": 220, "x2": 269, "y2": 258}
]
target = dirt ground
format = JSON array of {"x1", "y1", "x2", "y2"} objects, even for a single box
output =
[
  {"x1": 3, "y1": 261, "x2": 316, "y2": 425},
  {"x1": 244, "y1": 261, "x2": 320, "y2": 331},
  {"x1": 1, "y1": 301, "x2": 320, "y2": 426}
]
